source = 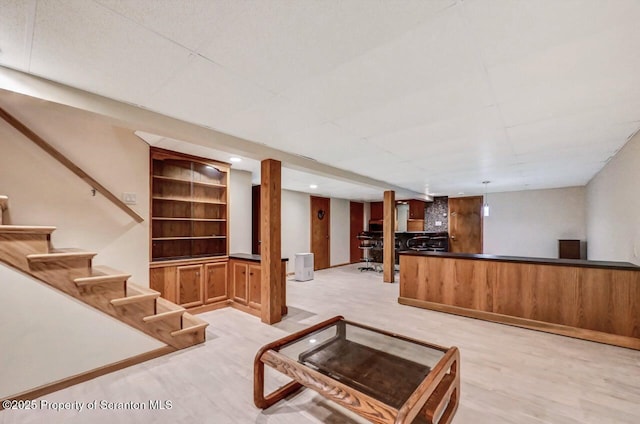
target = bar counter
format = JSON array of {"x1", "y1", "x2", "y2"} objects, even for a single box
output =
[{"x1": 399, "y1": 251, "x2": 640, "y2": 350}]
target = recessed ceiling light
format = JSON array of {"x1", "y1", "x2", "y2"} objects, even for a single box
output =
[
  {"x1": 309, "y1": 184, "x2": 318, "y2": 189},
  {"x1": 458, "y1": 192, "x2": 465, "y2": 195},
  {"x1": 229, "y1": 157, "x2": 242, "y2": 163}
]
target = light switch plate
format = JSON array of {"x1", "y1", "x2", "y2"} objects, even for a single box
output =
[
  {"x1": 435, "y1": 221, "x2": 442, "y2": 226},
  {"x1": 122, "y1": 192, "x2": 137, "y2": 205}
]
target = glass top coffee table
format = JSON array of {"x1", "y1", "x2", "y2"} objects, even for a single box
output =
[{"x1": 254, "y1": 316, "x2": 460, "y2": 424}]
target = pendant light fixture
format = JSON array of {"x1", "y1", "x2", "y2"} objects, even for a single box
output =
[{"x1": 482, "y1": 181, "x2": 490, "y2": 217}]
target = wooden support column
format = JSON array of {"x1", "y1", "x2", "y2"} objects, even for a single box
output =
[
  {"x1": 260, "y1": 159, "x2": 283, "y2": 324},
  {"x1": 383, "y1": 190, "x2": 395, "y2": 283}
]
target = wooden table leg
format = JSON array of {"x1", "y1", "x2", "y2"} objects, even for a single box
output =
[{"x1": 254, "y1": 350, "x2": 303, "y2": 409}]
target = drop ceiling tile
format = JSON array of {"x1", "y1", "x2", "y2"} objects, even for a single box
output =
[
  {"x1": 462, "y1": 0, "x2": 640, "y2": 67},
  {"x1": 28, "y1": 0, "x2": 193, "y2": 106},
  {"x1": 216, "y1": 94, "x2": 327, "y2": 146},
  {"x1": 196, "y1": 0, "x2": 455, "y2": 93},
  {"x1": 273, "y1": 123, "x2": 365, "y2": 165},
  {"x1": 365, "y1": 106, "x2": 508, "y2": 157},
  {"x1": 145, "y1": 55, "x2": 274, "y2": 128},
  {"x1": 508, "y1": 119, "x2": 640, "y2": 156},
  {"x1": 94, "y1": 0, "x2": 235, "y2": 52},
  {"x1": 488, "y1": 24, "x2": 640, "y2": 127},
  {"x1": 335, "y1": 76, "x2": 494, "y2": 138},
  {"x1": 0, "y1": 0, "x2": 34, "y2": 71},
  {"x1": 279, "y1": 6, "x2": 484, "y2": 123}
]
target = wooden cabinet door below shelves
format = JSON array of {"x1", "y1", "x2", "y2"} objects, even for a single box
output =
[
  {"x1": 177, "y1": 265, "x2": 203, "y2": 308},
  {"x1": 205, "y1": 262, "x2": 228, "y2": 304},
  {"x1": 150, "y1": 266, "x2": 177, "y2": 303},
  {"x1": 232, "y1": 262, "x2": 248, "y2": 304},
  {"x1": 248, "y1": 264, "x2": 262, "y2": 309}
]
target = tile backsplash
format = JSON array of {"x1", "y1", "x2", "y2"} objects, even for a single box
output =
[{"x1": 425, "y1": 196, "x2": 448, "y2": 232}]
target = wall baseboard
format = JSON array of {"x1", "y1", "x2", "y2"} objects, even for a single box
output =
[{"x1": 0, "y1": 346, "x2": 175, "y2": 408}]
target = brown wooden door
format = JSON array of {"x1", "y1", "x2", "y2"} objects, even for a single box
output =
[
  {"x1": 177, "y1": 264, "x2": 203, "y2": 308},
  {"x1": 232, "y1": 262, "x2": 248, "y2": 304},
  {"x1": 350, "y1": 201, "x2": 364, "y2": 263},
  {"x1": 204, "y1": 262, "x2": 228, "y2": 304},
  {"x1": 448, "y1": 196, "x2": 483, "y2": 254},
  {"x1": 310, "y1": 196, "x2": 330, "y2": 270},
  {"x1": 248, "y1": 264, "x2": 262, "y2": 309}
]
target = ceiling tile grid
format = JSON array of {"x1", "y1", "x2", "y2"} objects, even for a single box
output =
[{"x1": 1, "y1": 0, "x2": 640, "y2": 199}]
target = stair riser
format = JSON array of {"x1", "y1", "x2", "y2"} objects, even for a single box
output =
[
  {"x1": 171, "y1": 328, "x2": 207, "y2": 349},
  {"x1": 110, "y1": 299, "x2": 156, "y2": 322},
  {"x1": 109, "y1": 301, "x2": 199, "y2": 348},
  {"x1": 80, "y1": 283, "x2": 127, "y2": 310},
  {"x1": 144, "y1": 316, "x2": 183, "y2": 339},
  {"x1": 29, "y1": 260, "x2": 93, "y2": 296},
  {"x1": 0, "y1": 234, "x2": 51, "y2": 269}
]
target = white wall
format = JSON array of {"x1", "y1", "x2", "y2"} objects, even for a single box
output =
[
  {"x1": 483, "y1": 187, "x2": 586, "y2": 258},
  {"x1": 250, "y1": 189, "x2": 352, "y2": 273},
  {"x1": 229, "y1": 169, "x2": 252, "y2": 254},
  {"x1": 0, "y1": 264, "x2": 163, "y2": 399},
  {"x1": 586, "y1": 132, "x2": 640, "y2": 265},
  {"x1": 0, "y1": 93, "x2": 150, "y2": 285},
  {"x1": 281, "y1": 189, "x2": 310, "y2": 273},
  {"x1": 330, "y1": 198, "x2": 351, "y2": 266}
]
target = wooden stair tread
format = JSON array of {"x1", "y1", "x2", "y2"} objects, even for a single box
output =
[
  {"x1": 171, "y1": 312, "x2": 209, "y2": 337},
  {"x1": 143, "y1": 309, "x2": 185, "y2": 323},
  {"x1": 171, "y1": 322, "x2": 209, "y2": 337},
  {"x1": 110, "y1": 284, "x2": 160, "y2": 306},
  {"x1": 27, "y1": 250, "x2": 97, "y2": 262},
  {"x1": 74, "y1": 273, "x2": 131, "y2": 287},
  {"x1": 0, "y1": 225, "x2": 56, "y2": 234},
  {"x1": 110, "y1": 292, "x2": 159, "y2": 307}
]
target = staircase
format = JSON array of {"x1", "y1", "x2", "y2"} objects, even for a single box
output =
[{"x1": 0, "y1": 196, "x2": 208, "y2": 350}]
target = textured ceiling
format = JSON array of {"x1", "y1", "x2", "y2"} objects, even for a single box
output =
[{"x1": 1, "y1": 0, "x2": 639, "y2": 199}]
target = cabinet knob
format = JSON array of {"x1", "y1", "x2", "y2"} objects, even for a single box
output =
[{"x1": 250, "y1": 272, "x2": 253, "y2": 276}]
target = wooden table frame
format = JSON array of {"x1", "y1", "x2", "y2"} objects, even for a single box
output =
[{"x1": 254, "y1": 316, "x2": 460, "y2": 424}]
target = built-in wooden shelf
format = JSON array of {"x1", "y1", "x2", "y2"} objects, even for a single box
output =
[
  {"x1": 151, "y1": 148, "x2": 230, "y2": 263},
  {"x1": 152, "y1": 196, "x2": 226, "y2": 205},
  {"x1": 153, "y1": 175, "x2": 227, "y2": 188},
  {"x1": 153, "y1": 236, "x2": 227, "y2": 241},
  {"x1": 152, "y1": 217, "x2": 226, "y2": 222}
]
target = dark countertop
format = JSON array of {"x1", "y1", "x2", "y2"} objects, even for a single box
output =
[
  {"x1": 399, "y1": 251, "x2": 640, "y2": 271},
  {"x1": 395, "y1": 231, "x2": 448, "y2": 235},
  {"x1": 229, "y1": 253, "x2": 289, "y2": 262}
]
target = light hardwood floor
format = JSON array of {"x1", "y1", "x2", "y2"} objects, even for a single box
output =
[{"x1": 2, "y1": 264, "x2": 639, "y2": 423}]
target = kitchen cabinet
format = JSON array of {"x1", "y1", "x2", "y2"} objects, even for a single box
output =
[
  {"x1": 370, "y1": 202, "x2": 383, "y2": 221},
  {"x1": 408, "y1": 200, "x2": 426, "y2": 219}
]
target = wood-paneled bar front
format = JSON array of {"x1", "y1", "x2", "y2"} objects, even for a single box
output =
[{"x1": 398, "y1": 252, "x2": 640, "y2": 350}]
